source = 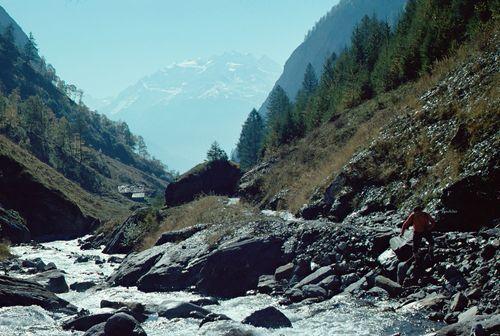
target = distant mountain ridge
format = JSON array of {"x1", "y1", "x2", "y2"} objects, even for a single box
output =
[
  {"x1": 93, "y1": 52, "x2": 281, "y2": 172},
  {"x1": 259, "y1": 0, "x2": 407, "y2": 114}
]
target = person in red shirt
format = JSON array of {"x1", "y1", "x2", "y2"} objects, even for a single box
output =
[{"x1": 400, "y1": 205, "x2": 436, "y2": 259}]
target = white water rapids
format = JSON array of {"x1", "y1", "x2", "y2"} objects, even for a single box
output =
[{"x1": 0, "y1": 237, "x2": 439, "y2": 336}]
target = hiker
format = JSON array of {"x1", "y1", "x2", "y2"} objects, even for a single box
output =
[{"x1": 400, "y1": 204, "x2": 436, "y2": 260}]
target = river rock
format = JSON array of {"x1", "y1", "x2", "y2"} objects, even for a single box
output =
[
  {"x1": 189, "y1": 236, "x2": 287, "y2": 298},
  {"x1": 458, "y1": 306, "x2": 479, "y2": 322},
  {"x1": 103, "y1": 209, "x2": 149, "y2": 254},
  {"x1": 293, "y1": 266, "x2": 334, "y2": 289},
  {"x1": 242, "y1": 306, "x2": 292, "y2": 329},
  {"x1": 257, "y1": 275, "x2": 279, "y2": 294},
  {"x1": 301, "y1": 284, "x2": 327, "y2": 299},
  {"x1": 389, "y1": 234, "x2": 413, "y2": 261},
  {"x1": 104, "y1": 313, "x2": 146, "y2": 336},
  {"x1": 83, "y1": 322, "x2": 106, "y2": 336},
  {"x1": 189, "y1": 297, "x2": 219, "y2": 307},
  {"x1": 70, "y1": 281, "x2": 96, "y2": 292},
  {"x1": 199, "y1": 313, "x2": 231, "y2": 328},
  {"x1": 449, "y1": 292, "x2": 468, "y2": 312},
  {"x1": 155, "y1": 224, "x2": 208, "y2": 246},
  {"x1": 0, "y1": 275, "x2": 73, "y2": 312},
  {"x1": 158, "y1": 302, "x2": 210, "y2": 319},
  {"x1": 62, "y1": 313, "x2": 113, "y2": 331},
  {"x1": 29, "y1": 269, "x2": 69, "y2": 293},
  {"x1": 374, "y1": 275, "x2": 402, "y2": 297},
  {"x1": 101, "y1": 300, "x2": 147, "y2": 322},
  {"x1": 108, "y1": 245, "x2": 164, "y2": 287},
  {"x1": 164, "y1": 160, "x2": 242, "y2": 207},
  {"x1": 274, "y1": 262, "x2": 294, "y2": 281},
  {"x1": 435, "y1": 314, "x2": 500, "y2": 336}
]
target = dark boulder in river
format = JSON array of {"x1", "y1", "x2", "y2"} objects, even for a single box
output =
[
  {"x1": 164, "y1": 160, "x2": 241, "y2": 207},
  {"x1": 0, "y1": 275, "x2": 75, "y2": 312},
  {"x1": 29, "y1": 269, "x2": 69, "y2": 293},
  {"x1": 242, "y1": 306, "x2": 292, "y2": 329}
]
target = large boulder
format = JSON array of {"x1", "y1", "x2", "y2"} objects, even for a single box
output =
[
  {"x1": 29, "y1": 269, "x2": 69, "y2": 293},
  {"x1": 0, "y1": 155, "x2": 99, "y2": 241},
  {"x1": 158, "y1": 302, "x2": 210, "y2": 319},
  {"x1": 155, "y1": 224, "x2": 208, "y2": 246},
  {"x1": 190, "y1": 237, "x2": 287, "y2": 298},
  {"x1": 242, "y1": 306, "x2": 292, "y2": 329},
  {"x1": 435, "y1": 314, "x2": 500, "y2": 336},
  {"x1": 389, "y1": 233, "x2": 413, "y2": 261},
  {"x1": 108, "y1": 245, "x2": 164, "y2": 287},
  {"x1": 0, "y1": 275, "x2": 74, "y2": 312},
  {"x1": 104, "y1": 313, "x2": 146, "y2": 336},
  {"x1": 374, "y1": 275, "x2": 402, "y2": 297},
  {"x1": 62, "y1": 313, "x2": 114, "y2": 331},
  {"x1": 165, "y1": 160, "x2": 242, "y2": 206},
  {"x1": 103, "y1": 208, "x2": 153, "y2": 254},
  {"x1": 293, "y1": 266, "x2": 334, "y2": 289},
  {"x1": 0, "y1": 205, "x2": 30, "y2": 243}
]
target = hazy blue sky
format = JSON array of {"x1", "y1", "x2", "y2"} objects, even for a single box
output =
[{"x1": 0, "y1": 0, "x2": 339, "y2": 98}]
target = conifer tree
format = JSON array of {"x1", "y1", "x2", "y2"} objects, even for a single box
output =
[
  {"x1": 302, "y1": 63, "x2": 318, "y2": 96},
  {"x1": 207, "y1": 141, "x2": 228, "y2": 162},
  {"x1": 237, "y1": 109, "x2": 264, "y2": 170},
  {"x1": 24, "y1": 32, "x2": 38, "y2": 62}
]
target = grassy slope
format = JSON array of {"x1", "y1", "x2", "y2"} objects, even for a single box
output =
[
  {"x1": 258, "y1": 25, "x2": 499, "y2": 214},
  {"x1": 0, "y1": 135, "x2": 132, "y2": 221}
]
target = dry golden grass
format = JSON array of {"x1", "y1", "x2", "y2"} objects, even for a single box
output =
[{"x1": 140, "y1": 196, "x2": 263, "y2": 250}]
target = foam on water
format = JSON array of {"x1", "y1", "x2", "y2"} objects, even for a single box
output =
[{"x1": 3, "y1": 237, "x2": 440, "y2": 336}]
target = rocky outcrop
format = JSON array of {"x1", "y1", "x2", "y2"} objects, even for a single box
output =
[
  {"x1": 297, "y1": 51, "x2": 500, "y2": 231},
  {"x1": 0, "y1": 275, "x2": 74, "y2": 312},
  {"x1": 0, "y1": 155, "x2": 99, "y2": 241},
  {"x1": 102, "y1": 208, "x2": 154, "y2": 254},
  {"x1": 164, "y1": 160, "x2": 241, "y2": 206},
  {"x1": 29, "y1": 269, "x2": 69, "y2": 293},
  {"x1": 155, "y1": 224, "x2": 208, "y2": 245},
  {"x1": 0, "y1": 205, "x2": 30, "y2": 243}
]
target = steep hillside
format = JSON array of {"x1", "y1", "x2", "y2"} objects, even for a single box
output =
[
  {"x1": 258, "y1": 0, "x2": 407, "y2": 114},
  {"x1": 96, "y1": 52, "x2": 280, "y2": 172},
  {"x1": 0, "y1": 5, "x2": 28, "y2": 48},
  {"x1": 240, "y1": 27, "x2": 499, "y2": 233}
]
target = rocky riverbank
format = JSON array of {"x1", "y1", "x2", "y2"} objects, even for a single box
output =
[{"x1": 0, "y1": 233, "x2": 442, "y2": 336}]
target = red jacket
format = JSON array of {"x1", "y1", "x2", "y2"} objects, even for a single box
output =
[{"x1": 401, "y1": 211, "x2": 436, "y2": 234}]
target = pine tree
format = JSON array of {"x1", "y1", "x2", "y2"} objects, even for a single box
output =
[
  {"x1": 206, "y1": 141, "x2": 228, "y2": 162},
  {"x1": 237, "y1": 109, "x2": 264, "y2": 170},
  {"x1": 23, "y1": 32, "x2": 38, "y2": 62},
  {"x1": 265, "y1": 85, "x2": 296, "y2": 148},
  {"x1": 302, "y1": 63, "x2": 318, "y2": 95}
]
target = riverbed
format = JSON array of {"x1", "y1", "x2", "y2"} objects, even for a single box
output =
[{"x1": 0, "y1": 237, "x2": 440, "y2": 336}]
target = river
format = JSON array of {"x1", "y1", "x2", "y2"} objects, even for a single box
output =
[{"x1": 0, "y1": 236, "x2": 439, "y2": 336}]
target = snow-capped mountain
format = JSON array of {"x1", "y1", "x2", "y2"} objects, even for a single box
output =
[{"x1": 90, "y1": 52, "x2": 280, "y2": 172}]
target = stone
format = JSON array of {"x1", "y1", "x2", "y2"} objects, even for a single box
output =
[
  {"x1": 108, "y1": 245, "x2": 164, "y2": 287},
  {"x1": 29, "y1": 269, "x2": 69, "y2": 293},
  {"x1": 62, "y1": 313, "x2": 113, "y2": 331},
  {"x1": 318, "y1": 275, "x2": 341, "y2": 292},
  {"x1": 199, "y1": 313, "x2": 231, "y2": 328},
  {"x1": 188, "y1": 237, "x2": 287, "y2": 298},
  {"x1": 449, "y1": 292, "x2": 468, "y2": 312},
  {"x1": 402, "y1": 293, "x2": 447, "y2": 311},
  {"x1": 389, "y1": 234, "x2": 413, "y2": 261},
  {"x1": 397, "y1": 259, "x2": 412, "y2": 285},
  {"x1": 103, "y1": 209, "x2": 151, "y2": 254},
  {"x1": 164, "y1": 160, "x2": 242, "y2": 207},
  {"x1": 104, "y1": 313, "x2": 146, "y2": 336},
  {"x1": 444, "y1": 312, "x2": 459, "y2": 324},
  {"x1": 158, "y1": 302, "x2": 210, "y2": 320},
  {"x1": 257, "y1": 275, "x2": 278, "y2": 294},
  {"x1": 155, "y1": 224, "x2": 208, "y2": 246},
  {"x1": 458, "y1": 306, "x2": 478, "y2": 322},
  {"x1": 377, "y1": 249, "x2": 399, "y2": 279},
  {"x1": 100, "y1": 300, "x2": 147, "y2": 323},
  {"x1": 189, "y1": 297, "x2": 219, "y2": 307},
  {"x1": 466, "y1": 288, "x2": 482, "y2": 300},
  {"x1": 364, "y1": 286, "x2": 389, "y2": 298},
  {"x1": 70, "y1": 281, "x2": 96, "y2": 292},
  {"x1": 301, "y1": 284, "x2": 327, "y2": 299},
  {"x1": 242, "y1": 306, "x2": 292, "y2": 329},
  {"x1": 374, "y1": 275, "x2": 402, "y2": 297},
  {"x1": 274, "y1": 263, "x2": 294, "y2": 281},
  {"x1": 341, "y1": 273, "x2": 360, "y2": 288},
  {"x1": 83, "y1": 322, "x2": 106, "y2": 336},
  {"x1": 0, "y1": 275, "x2": 74, "y2": 312},
  {"x1": 293, "y1": 266, "x2": 334, "y2": 289}
]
